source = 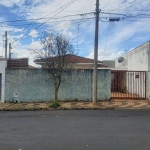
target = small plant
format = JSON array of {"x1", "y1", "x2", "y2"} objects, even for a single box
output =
[{"x1": 49, "y1": 102, "x2": 60, "y2": 108}]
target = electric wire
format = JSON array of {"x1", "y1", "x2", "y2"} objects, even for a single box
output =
[
  {"x1": 11, "y1": 0, "x2": 78, "y2": 30},
  {"x1": 109, "y1": 0, "x2": 139, "y2": 11},
  {"x1": 2, "y1": 35, "x2": 5, "y2": 57},
  {"x1": 104, "y1": 21, "x2": 110, "y2": 53},
  {"x1": 101, "y1": 0, "x2": 115, "y2": 10},
  {"x1": 0, "y1": 12, "x2": 94, "y2": 24},
  {"x1": 12, "y1": 0, "x2": 78, "y2": 44},
  {"x1": 102, "y1": 12, "x2": 111, "y2": 61},
  {"x1": 77, "y1": 23, "x2": 80, "y2": 51},
  {"x1": 0, "y1": 17, "x2": 96, "y2": 27},
  {"x1": 0, "y1": 10, "x2": 95, "y2": 14}
]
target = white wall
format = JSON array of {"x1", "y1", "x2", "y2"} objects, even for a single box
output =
[
  {"x1": 147, "y1": 42, "x2": 150, "y2": 100},
  {"x1": 115, "y1": 42, "x2": 150, "y2": 100},
  {"x1": 115, "y1": 42, "x2": 149, "y2": 71},
  {"x1": 0, "y1": 60, "x2": 7, "y2": 102}
]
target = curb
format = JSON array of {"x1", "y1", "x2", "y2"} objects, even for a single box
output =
[
  {"x1": 1, "y1": 107, "x2": 114, "y2": 111},
  {"x1": 1, "y1": 103, "x2": 18, "y2": 111}
]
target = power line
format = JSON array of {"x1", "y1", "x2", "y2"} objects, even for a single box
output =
[
  {"x1": 0, "y1": 17, "x2": 95, "y2": 27},
  {"x1": 109, "y1": 0, "x2": 139, "y2": 11},
  {"x1": 33, "y1": 0, "x2": 77, "y2": 20},
  {"x1": 103, "y1": 22, "x2": 110, "y2": 53},
  {"x1": 102, "y1": 11, "x2": 150, "y2": 19},
  {"x1": 12, "y1": 0, "x2": 78, "y2": 44},
  {"x1": 102, "y1": 9, "x2": 150, "y2": 12},
  {"x1": 4, "y1": 10, "x2": 136, "y2": 26},
  {"x1": 101, "y1": 0, "x2": 115, "y2": 10},
  {"x1": 11, "y1": 0, "x2": 78, "y2": 42},
  {"x1": 9, "y1": 0, "x2": 78, "y2": 31},
  {"x1": 0, "y1": 12, "x2": 94, "y2": 24},
  {"x1": 0, "y1": 10, "x2": 95, "y2": 14},
  {"x1": 76, "y1": 23, "x2": 80, "y2": 50}
]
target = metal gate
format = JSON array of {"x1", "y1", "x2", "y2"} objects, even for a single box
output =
[{"x1": 111, "y1": 71, "x2": 146, "y2": 99}]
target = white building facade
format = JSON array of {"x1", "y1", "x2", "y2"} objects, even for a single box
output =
[
  {"x1": 0, "y1": 60, "x2": 7, "y2": 102},
  {"x1": 115, "y1": 41, "x2": 150, "y2": 100}
]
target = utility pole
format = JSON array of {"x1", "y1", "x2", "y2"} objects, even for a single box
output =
[
  {"x1": 5, "y1": 31, "x2": 8, "y2": 59},
  {"x1": 9, "y1": 43, "x2": 12, "y2": 68},
  {"x1": 93, "y1": 0, "x2": 100, "y2": 105}
]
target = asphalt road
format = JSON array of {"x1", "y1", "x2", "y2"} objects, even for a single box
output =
[{"x1": 0, "y1": 110, "x2": 150, "y2": 150}]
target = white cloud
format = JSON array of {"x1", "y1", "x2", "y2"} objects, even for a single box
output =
[
  {"x1": 87, "y1": 49, "x2": 125, "y2": 61},
  {"x1": 10, "y1": 40, "x2": 42, "y2": 67},
  {"x1": 1, "y1": 0, "x2": 150, "y2": 66},
  {"x1": 29, "y1": 29, "x2": 39, "y2": 37},
  {"x1": 10, "y1": 34, "x2": 24, "y2": 40},
  {"x1": 0, "y1": 0, "x2": 25, "y2": 7}
]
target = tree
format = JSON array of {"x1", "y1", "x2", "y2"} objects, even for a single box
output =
[{"x1": 33, "y1": 32, "x2": 76, "y2": 102}]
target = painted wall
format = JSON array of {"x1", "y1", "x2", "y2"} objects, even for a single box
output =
[
  {"x1": 115, "y1": 42, "x2": 149, "y2": 71},
  {"x1": 5, "y1": 69, "x2": 111, "y2": 102},
  {"x1": 103, "y1": 60, "x2": 115, "y2": 68},
  {"x1": 147, "y1": 42, "x2": 150, "y2": 100},
  {"x1": 0, "y1": 60, "x2": 7, "y2": 102}
]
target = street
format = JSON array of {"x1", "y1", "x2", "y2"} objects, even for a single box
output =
[{"x1": 0, "y1": 110, "x2": 150, "y2": 150}]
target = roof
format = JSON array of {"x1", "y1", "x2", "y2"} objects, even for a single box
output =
[
  {"x1": 28, "y1": 65, "x2": 36, "y2": 68},
  {"x1": 34, "y1": 54, "x2": 107, "y2": 67},
  {"x1": 7, "y1": 58, "x2": 28, "y2": 68}
]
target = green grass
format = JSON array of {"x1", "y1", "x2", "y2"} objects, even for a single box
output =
[{"x1": 49, "y1": 102, "x2": 60, "y2": 108}]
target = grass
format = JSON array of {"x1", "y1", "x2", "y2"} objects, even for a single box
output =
[{"x1": 49, "y1": 102, "x2": 60, "y2": 108}]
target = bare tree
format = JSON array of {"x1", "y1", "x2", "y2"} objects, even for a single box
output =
[{"x1": 32, "y1": 32, "x2": 76, "y2": 102}]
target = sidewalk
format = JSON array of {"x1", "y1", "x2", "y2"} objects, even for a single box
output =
[{"x1": 0, "y1": 100, "x2": 150, "y2": 111}]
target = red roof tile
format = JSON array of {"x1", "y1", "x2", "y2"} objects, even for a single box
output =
[{"x1": 34, "y1": 54, "x2": 107, "y2": 67}]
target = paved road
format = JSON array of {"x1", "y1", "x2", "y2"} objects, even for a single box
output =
[{"x1": 0, "y1": 110, "x2": 150, "y2": 150}]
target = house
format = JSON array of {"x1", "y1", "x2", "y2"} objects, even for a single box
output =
[
  {"x1": 115, "y1": 41, "x2": 150, "y2": 71},
  {"x1": 114, "y1": 41, "x2": 150, "y2": 100},
  {"x1": 0, "y1": 57, "x2": 7, "y2": 102},
  {"x1": 102, "y1": 60, "x2": 115, "y2": 68},
  {"x1": 7, "y1": 58, "x2": 28, "y2": 68},
  {"x1": 0, "y1": 57, "x2": 36, "y2": 103},
  {"x1": 34, "y1": 54, "x2": 107, "y2": 69}
]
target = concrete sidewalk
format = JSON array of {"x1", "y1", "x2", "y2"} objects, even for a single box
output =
[{"x1": 0, "y1": 100, "x2": 150, "y2": 111}]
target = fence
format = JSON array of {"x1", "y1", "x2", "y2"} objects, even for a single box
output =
[{"x1": 5, "y1": 69, "x2": 111, "y2": 102}]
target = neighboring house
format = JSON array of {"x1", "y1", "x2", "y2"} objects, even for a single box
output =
[
  {"x1": 0, "y1": 57, "x2": 7, "y2": 103},
  {"x1": 34, "y1": 54, "x2": 107, "y2": 69},
  {"x1": 102, "y1": 60, "x2": 115, "y2": 68},
  {"x1": 115, "y1": 41, "x2": 150, "y2": 71},
  {"x1": 0, "y1": 57, "x2": 36, "y2": 103},
  {"x1": 7, "y1": 58, "x2": 28, "y2": 68},
  {"x1": 114, "y1": 41, "x2": 150, "y2": 100}
]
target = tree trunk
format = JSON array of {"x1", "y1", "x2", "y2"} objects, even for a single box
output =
[
  {"x1": 54, "y1": 86, "x2": 58, "y2": 102},
  {"x1": 54, "y1": 78, "x2": 61, "y2": 102}
]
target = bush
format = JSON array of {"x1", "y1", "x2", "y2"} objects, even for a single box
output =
[{"x1": 49, "y1": 102, "x2": 60, "y2": 108}]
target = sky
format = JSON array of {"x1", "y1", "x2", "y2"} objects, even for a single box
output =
[{"x1": 0, "y1": 0, "x2": 150, "y2": 66}]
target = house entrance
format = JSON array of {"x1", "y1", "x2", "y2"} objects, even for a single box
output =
[{"x1": 111, "y1": 71, "x2": 146, "y2": 99}]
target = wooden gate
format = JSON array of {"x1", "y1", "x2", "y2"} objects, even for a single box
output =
[{"x1": 111, "y1": 71, "x2": 146, "y2": 99}]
